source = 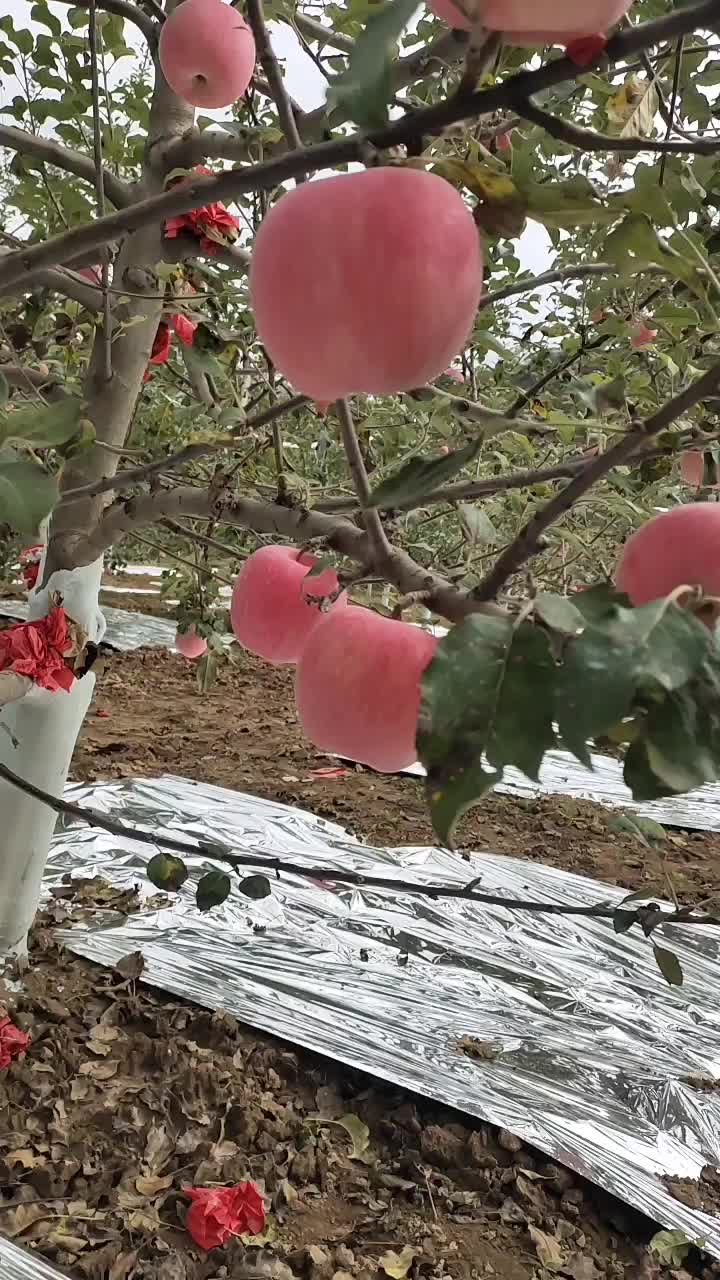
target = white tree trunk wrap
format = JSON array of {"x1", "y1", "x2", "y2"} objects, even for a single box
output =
[{"x1": 0, "y1": 558, "x2": 106, "y2": 959}]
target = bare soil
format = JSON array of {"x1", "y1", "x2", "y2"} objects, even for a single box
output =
[
  {"x1": 3, "y1": 642, "x2": 720, "y2": 1280},
  {"x1": 72, "y1": 647, "x2": 720, "y2": 903}
]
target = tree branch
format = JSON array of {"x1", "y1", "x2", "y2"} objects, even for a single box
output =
[
  {"x1": 82, "y1": 484, "x2": 492, "y2": 623},
  {"x1": 0, "y1": 755, "x2": 715, "y2": 928},
  {"x1": 159, "y1": 27, "x2": 467, "y2": 169},
  {"x1": 246, "y1": 0, "x2": 304, "y2": 153},
  {"x1": 474, "y1": 360, "x2": 720, "y2": 602},
  {"x1": 3, "y1": 0, "x2": 714, "y2": 287},
  {"x1": 0, "y1": 125, "x2": 133, "y2": 209},
  {"x1": 519, "y1": 95, "x2": 720, "y2": 156},
  {"x1": 54, "y1": 0, "x2": 157, "y2": 47},
  {"x1": 88, "y1": 0, "x2": 113, "y2": 383},
  {"x1": 478, "y1": 263, "x2": 666, "y2": 309},
  {"x1": 290, "y1": 12, "x2": 353, "y2": 52},
  {"x1": 336, "y1": 397, "x2": 392, "y2": 562},
  {"x1": 0, "y1": 248, "x2": 105, "y2": 310}
]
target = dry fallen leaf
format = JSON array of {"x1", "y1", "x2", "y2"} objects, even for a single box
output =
[
  {"x1": 5, "y1": 1149, "x2": 43, "y2": 1169},
  {"x1": 47, "y1": 1231, "x2": 88, "y2": 1254},
  {"x1": 143, "y1": 1124, "x2": 174, "y2": 1173},
  {"x1": 135, "y1": 1173, "x2": 174, "y2": 1197},
  {"x1": 528, "y1": 1224, "x2": 566, "y2": 1273},
  {"x1": 87, "y1": 1025, "x2": 120, "y2": 1056},
  {"x1": 379, "y1": 1245, "x2": 417, "y2": 1279},
  {"x1": 78, "y1": 1060, "x2": 119, "y2": 1081},
  {"x1": 114, "y1": 951, "x2": 145, "y2": 981}
]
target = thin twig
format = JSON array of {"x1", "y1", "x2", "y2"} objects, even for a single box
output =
[
  {"x1": 61, "y1": 394, "x2": 308, "y2": 500},
  {"x1": 474, "y1": 360, "x2": 720, "y2": 601},
  {"x1": 235, "y1": 0, "x2": 304, "y2": 154},
  {"x1": 0, "y1": 757, "x2": 716, "y2": 928},
  {"x1": 161, "y1": 518, "x2": 244, "y2": 559},
  {"x1": 335, "y1": 398, "x2": 392, "y2": 562},
  {"x1": 660, "y1": 37, "x2": 684, "y2": 186},
  {"x1": 478, "y1": 263, "x2": 666, "y2": 309},
  {"x1": 519, "y1": 92, "x2": 720, "y2": 155},
  {"x1": 130, "y1": 530, "x2": 234, "y2": 586},
  {"x1": 88, "y1": 0, "x2": 113, "y2": 383}
]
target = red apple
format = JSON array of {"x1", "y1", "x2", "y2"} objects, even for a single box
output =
[
  {"x1": 249, "y1": 168, "x2": 483, "y2": 401},
  {"x1": 159, "y1": 0, "x2": 256, "y2": 108},
  {"x1": 231, "y1": 545, "x2": 347, "y2": 665},
  {"x1": 616, "y1": 504, "x2": 720, "y2": 606}
]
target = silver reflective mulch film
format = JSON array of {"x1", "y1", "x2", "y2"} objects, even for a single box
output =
[{"x1": 22, "y1": 773, "x2": 720, "y2": 1268}]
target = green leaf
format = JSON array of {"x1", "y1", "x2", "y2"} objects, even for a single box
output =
[
  {"x1": 557, "y1": 598, "x2": 712, "y2": 767},
  {"x1": 327, "y1": 0, "x2": 419, "y2": 129},
  {"x1": 238, "y1": 874, "x2": 272, "y2": 900},
  {"x1": 418, "y1": 616, "x2": 556, "y2": 845},
  {"x1": 648, "y1": 1230, "x2": 692, "y2": 1267},
  {"x1": 533, "y1": 593, "x2": 585, "y2": 635},
  {"x1": 335, "y1": 1113, "x2": 370, "y2": 1160},
  {"x1": 612, "y1": 910, "x2": 636, "y2": 935},
  {"x1": 0, "y1": 373, "x2": 9, "y2": 408},
  {"x1": 604, "y1": 212, "x2": 708, "y2": 303},
  {"x1": 653, "y1": 943, "x2": 683, "y2": 987},
  {"x1": 458, "y1": 504, "x2": 496, "y2": 547},
  {"x1": 379, "y1": 1247, "x2": 416, "y2": 1279},
  {"x1": 555, "y1": 622, "x2": 637, "y2": 767},
  {"x1": 0, "y1": 397, "x2": 85, "y2": 448},
  {"x1": 368, "y1": 440, "x2": 480, "y2": 509},
  {"x1": 146, "y1": 852, "x2": 188, "y2": 892},
  {"x1": 0, "y1": 457, "x2": 58, "y2": 535},
  {"x1": 196, "y1": 869, "x2": 231, "y2": 912}
]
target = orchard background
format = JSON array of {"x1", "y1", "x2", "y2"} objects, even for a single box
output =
[{"x1": 0, "y1": 0, "x2": 719, "y2": 959}]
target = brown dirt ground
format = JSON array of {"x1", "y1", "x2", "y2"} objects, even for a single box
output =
[
  {"x1": 4, "y1": 640, "x2": 720, "y2": 1280},
  {"x1": 72, "y1": 646, "x2": 720, "y2": 904}
]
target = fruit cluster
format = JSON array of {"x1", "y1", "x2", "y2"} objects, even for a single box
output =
[{"x1": 229, "y1": 546, "x2": 437, "y2": 773}]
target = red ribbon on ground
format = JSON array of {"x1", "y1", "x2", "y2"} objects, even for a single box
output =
[
  {"x1": 0, "y1": 1016, "x2": 30, "y2": 1069},
  {"x1": 182, "y1": 1181, "x2": 266, "y2": 1249}
]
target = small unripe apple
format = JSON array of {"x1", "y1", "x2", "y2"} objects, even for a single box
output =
[
  {"x1": 175, "y1": 627, "x2": 208, "y2": 659},
  {"x1": 630, "y1": 320, "x2": 658, "y2": 349}
]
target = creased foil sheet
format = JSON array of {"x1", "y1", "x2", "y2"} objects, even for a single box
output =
[
  {"x1": 0, "y1": 598, "x2": 178, "y2": 653},
  {"x1": 0, "y1": 1237, "x2": 72, "y2": 1280},
  {"x1": 403, "y1": 746, "x2": 720, "y2": 833},
  {"x1": 19, "y1": 772, "x2": 718, "y2": 1267}
]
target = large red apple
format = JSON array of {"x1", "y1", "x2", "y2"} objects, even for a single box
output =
[
  {"x1": 159, "y1": 0, "x2": 256, "y2": 108},
  {"x1": 249, "y1": 168, "x2": 483, "y2": 401},
  {"x1": 295, "y1": 608, "x2": 438, "y2": 772},
  {"x1": 230, "y1": 545, "x2": 347, "y2": 665},
  {"x1": 616, "y1": 504, "x2": 720, "y2": 606},
  {"x1": 429, "y1": 0, "x2": 632, "y2": 41}
]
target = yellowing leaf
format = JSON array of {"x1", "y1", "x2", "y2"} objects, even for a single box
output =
[
  {"x1": 380, "y1": 1246, "x2": 417, "y2": 1278},
  {"x1": 528, "y1": 1224, "x2": 566, "y2": 1273},
  {"x1": 135, "y1": 1173, "x2": 174, "y2": 1197},
  {"x1": 335, "y1": 1112, "x2": 370, "y2": 1160},
  {"x1": 434, "y1": 159, "x2": 526, "y2": 237},
  {"x1": 606, "y1": 76, "x2": 659, "y2": 139}
]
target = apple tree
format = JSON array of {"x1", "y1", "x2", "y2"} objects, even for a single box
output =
[{"x1": 0, "y1": 0, "x2": 718, "y2": 957}]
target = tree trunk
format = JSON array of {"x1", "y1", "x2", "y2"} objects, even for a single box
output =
[
  {"x1": 0, "y1": 559, "x2": 105, "y2": 959},
  {"x1": 0, "y1": 50, "x2": 194, "y2": 964}
]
